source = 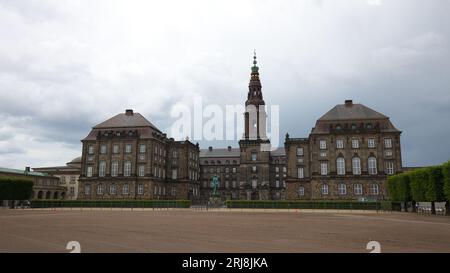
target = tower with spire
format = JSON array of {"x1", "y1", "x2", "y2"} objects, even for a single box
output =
[
  {"x1": 243, "y1": 51, "x2": 268, "y2": 140},
  {"x1": 239, "y1": 51, "x2": 271, "y2": 200}
]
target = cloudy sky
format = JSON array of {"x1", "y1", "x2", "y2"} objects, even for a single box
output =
[{"x1": 0, "y1": 0, "x2": 449, "y2": 169}]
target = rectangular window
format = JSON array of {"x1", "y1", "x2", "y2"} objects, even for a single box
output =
[
  {"x1": 70, "y1": 187, "x2": 75, "y2": 196},
  {"x1": 319, "y1": 140, "x2": 327, "y2": 150},
  {"x1": 385, "y1": 150, "x2": 393, "y2": 157},
  {"x1": 252, "y1": 166, "x2": 257, "y2": 173},
  {"x1": 113, "y1": 144, "x2": 119, "y2": 154},
  {"x1": 368, "y1": 138, "x2": 376, "y2": 148},
  {"x1": 251, "y1": 179, "x2": 257, "y2": 189},
  {"x1": 172, "y1": 169, "x2": 177, "y2": 179},
  {"x1": 336, "y1": 139, "x2": 344, "y2": 149},
  {"x1": 137, "y1": 184, "x2": 144, "y2": 195},
  {"x1": 84, "y1": 185, "x2": 91, "y2": 195},
  {"x1": 232, "y1": 167, "x2": 236, "y2": 173},
  {"x1": 298, "y1": 167, "x2": 304, "y2": 179},
  {"x1": 386, "y1": 162, "x2": 395, "y2": 175},
  {"x1": 125, "y1": 144, "x2": 132, "y2": 154},
  {"x1": 320, "y1": 162, "x2": 328, "y2": 175},
  {"x1": 97, "y1": 185, "x2": 103, "y2": 195},
  {"x1": 100, "y1": 144, "x2": 107, "y2": 154},
  {"x1": 275, "y1": 180, "x2": 280, "y2": 188},
  {"x1": 88, "y1": 145, "x2": 94, "y2": 155},
  {"x1": 296, "y1": 147, "x2": 304, "y2": 156},
  {"x1": 123, "y1": 184, "x2": 129, "y2": 195},
  {"x1": 110, "y1": 185, "x2": 116, "y2": 195},
  {"x1": 70, "y1": 176, "x2": 76, "y2": 183},
  {"x1": 232, "y1": 181, "x2": 237, "y2": 188},
  {"x1": 352, "y1": 139, "x2": 359, "y2": 149},
  {"x1": 320, "y1": 151, "x2": 327, "y2": 157},
  {"x1": 86, "y1": 166, "x2": 93, "y2": 177},
  {"x1": 251, "y1": 152, "x2": 257, "y2": 161},
  {"x1": 111, "y1": 161, "x2": 118, "y2": 177},
  {"x1": 275, "y1": 167, "x2": 279, "y2": 173},
  {"x1": 171, "y1": 187, "x2": 176, "y2": 196},
  {"x1": 138, "y1": 165, "x2": 145, "y2": 177},
  {"x1": 124, "y1": 161, "x2": 131, "y2": 177},
  {"x1": 98, "y1": 161, "x2": 106, "y2": 177},
  {"x1": 384, "y1": 138, "x2": 393, "y2": 149},
  {"x1": 139, "y1": 144, "x2": 146, "y2": 154}
]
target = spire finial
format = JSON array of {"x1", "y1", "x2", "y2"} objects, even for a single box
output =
[{"x1": 253, "y1": 49, "x2": 257, "y2": 66}]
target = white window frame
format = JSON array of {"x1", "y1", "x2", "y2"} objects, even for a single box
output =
[
  {"x1": 320, "y1": 162, "x2": 328, "y2": 175},
  {"x1": 336, "y1": 157, "x2": 345, "y2": 175},
  {"x1": 319, "y1": 140, "x2": 327, "y2": 150},
  {"x1": 113, "y1": 144, "x2": 119, "y2": 154},
  {"x1": 110, "y1": 184, "x2": 116, "y2": 195},
  {"x1": 368, "y1": 138, "x2": 375, "y2": 148},
  {"x1": 354, "y1": 184, "x2": 363, "y2": 195},
  {"x1": 298, "y1": 186, "x2": 305, "y2": 196},
  {"x1": 137, "y1": 184, "x2": 144, "y2": 195},
  {"x1": 368, "y1": 157, "x2": 377, "y2": 175},
  {"x1": 98, "y1": 161, "x2": 106, "y2": 177},
  {"x1": 124, "y1": 161, "x2": 132, "y2": 177},
  {"x1": 352, "y1": 157, "x2": 361, "y2": 175},
  {"x1": 125, "y1": 144, "x2": 132, "y2": 154},
  {"x1": 97, "y1": 185, "x2": 104, "y2": 195},
  {"x1": 298, "y1": 167, "x2": 304, "y2": 179},
  {"x1": 321, "y1": 184, "x2": 329, "y2": 195},
  {"x1": 384, "y1": 138, "x2": 392, "y2": 149},
  {"x1": 336, "y1": 139, "x2": 344, "y2": 149},
  {"x1": 370, "y1": 184, "x2": 379, "y2": 195},
  {"x1": 86, "y1": 166, "x2": 93, "y2": 177},
  {"x1": 296, "y1": 147, "x2": 304, "y2": 156},
  {"x1": 138, "y1": 165, "x2": 145, "y2": 177},
  {"x1": 351, "y1": 139, "x2": 359, "y2": 149},
  {"x1": 338, "y1": 183, "x2": 347, "y2": 195},
  {"x1": 123, "y1": 184, "x2": 129, "y2": 195},
  {"x1": 386, "y1": 162, "x2": 394, "y2": 175},
  {"x1": 139, "y1": 144, "x2": 146, "y2": 154}
]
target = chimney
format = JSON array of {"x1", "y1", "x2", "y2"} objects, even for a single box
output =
[
  {"x1": 25, "y1": 166, "x2": 31, "y2": 173},
  {"x1": 208, "y1": 146, "x2": 213, "y2": 152},
  {"x1": 228, "y1": 146, "x2": 232, "y2": 151},
  {"x1": 345, "y1": 100, "x2": 353, "y2": 107},
  {"x1": 125, "y1": 109, "x2": 134, "y2": 116}
]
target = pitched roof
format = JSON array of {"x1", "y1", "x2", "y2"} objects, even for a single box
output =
[
  {"x1": 200, "y1": 147, "x2": 240, "y2": 158},
  {"x1": 270, "y1": 147, "x2": 286, "y2": 157},
  {"x1": 0, "y1": 167, "x2": 51, "y2": 177},
  {"x1": 318, "y1": 102, "x2": 388, "y2": 121},
  {"x1": 93, "y1": 111, "x2": 160, "y2": 132}
]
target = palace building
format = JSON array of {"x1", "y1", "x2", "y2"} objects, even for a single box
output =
[
  {"x1": 77, "y1": 54, "x2": 402, "y2": 202},
  {"x1": 198, "y1": 54, "x2": 402, "y2": 201},
  {"x1": 77, "y1": 110, "x2": 200, "y2": 200}
]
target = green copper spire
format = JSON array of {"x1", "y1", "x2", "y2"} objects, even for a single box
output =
[{"x1": 251, "y1": 49, "x2": 259, "y2": 74}]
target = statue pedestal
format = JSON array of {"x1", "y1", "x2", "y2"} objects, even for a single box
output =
[{"x1": 208, "y1": 195, "x2": 224, "y2": 208}]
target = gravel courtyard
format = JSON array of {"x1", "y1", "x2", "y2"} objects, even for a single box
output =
[{"x1": 1, "y1": 209, "x2": 449, "y2": 253}]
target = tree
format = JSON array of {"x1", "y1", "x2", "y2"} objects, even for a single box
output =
[
  {"x1": 441, "y1": 161, "x2": 450, "y2": 216},
  {"x1": 0, "y1": 178, "x2": 33, "y2": 208},
  {"x1": 423, "y1": 166, "x2": 445, "y2": 215},
  {"x1": 409, "y1": 168, "x2": 427, "y2": 208},
  {"x1": 387, "y1": 173, "x2": 412, "y2": 212}
]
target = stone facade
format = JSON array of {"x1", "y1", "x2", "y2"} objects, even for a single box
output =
[
  {"x1": 78, "y1": 109, "x2": 200, "y2": 200},
  {"x1": 285, "y1": 100, "x2": 402, "y2": 201},
  {"x1": 0, "y1": 167, "x2": 66, "y2": 200},
  {"x1": 199, "y1": 56, "x2": 402, "y2": 201},
  {"x1": 33, "y1": 157, "x2": 81, "y2": 200}
]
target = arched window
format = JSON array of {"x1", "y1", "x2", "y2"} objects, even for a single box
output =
[
  {"x1": 370, "y1": 184, "x2": 379, "y2": 195},
  {"x1": 321, "y1": 184, "x2": 329, "y2": 195},
  {"x1": 352, "y1": 157, "x2": 361, "y2": 175},
  {"x1": 336, "y1": 157, "x2": 345, "y2": 175},
  {"x1": 298, "y1": 186, "x2": 305, "y2": 197},
  {"x1": 368, "y1": 157, "x2": 377, "y2": 175},
  {"x1": 124, "y1": 161, "x2": 132, "y2": 177},
  {"x1": 109, "y1": 184, "x2": 116, "y2": 195},
  {"x1": 99, "y1": 161, "x2": 106, "y2": 177},
  {"x1": 111, "y1": 161, "x2": 118, "y2": 177},
  {"x1": 338, "y1": 183, "x2": 347, "y2": 195},
  {"x1": 354, "y1": 184, "x2": 363, "y2": 195}
]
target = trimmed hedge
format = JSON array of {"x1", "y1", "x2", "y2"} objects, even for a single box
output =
[
  {"x1": 0, "y1": 177, "x2": 33, "y2": 200},
  {"x1": 225, "y1": 200, "x2": 384, "y2": 210},
  {"x1": 30, "y1": 200, "x2": 191, "y2": 208}
]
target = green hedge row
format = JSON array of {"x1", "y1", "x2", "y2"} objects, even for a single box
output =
[
  {"x1": 225, "y1": 200, "x2": 392, "y2": 210},
  {"x1": 30, "y1": 200, "x2": 191, "y2": 208},
  {"x1": 0, "y1": 177, "x2": 33, "y2": 200}
]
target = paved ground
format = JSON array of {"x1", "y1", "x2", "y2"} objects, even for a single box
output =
[{"x1": 0, "y1": 208, "x2": 449, "y2": 253}]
